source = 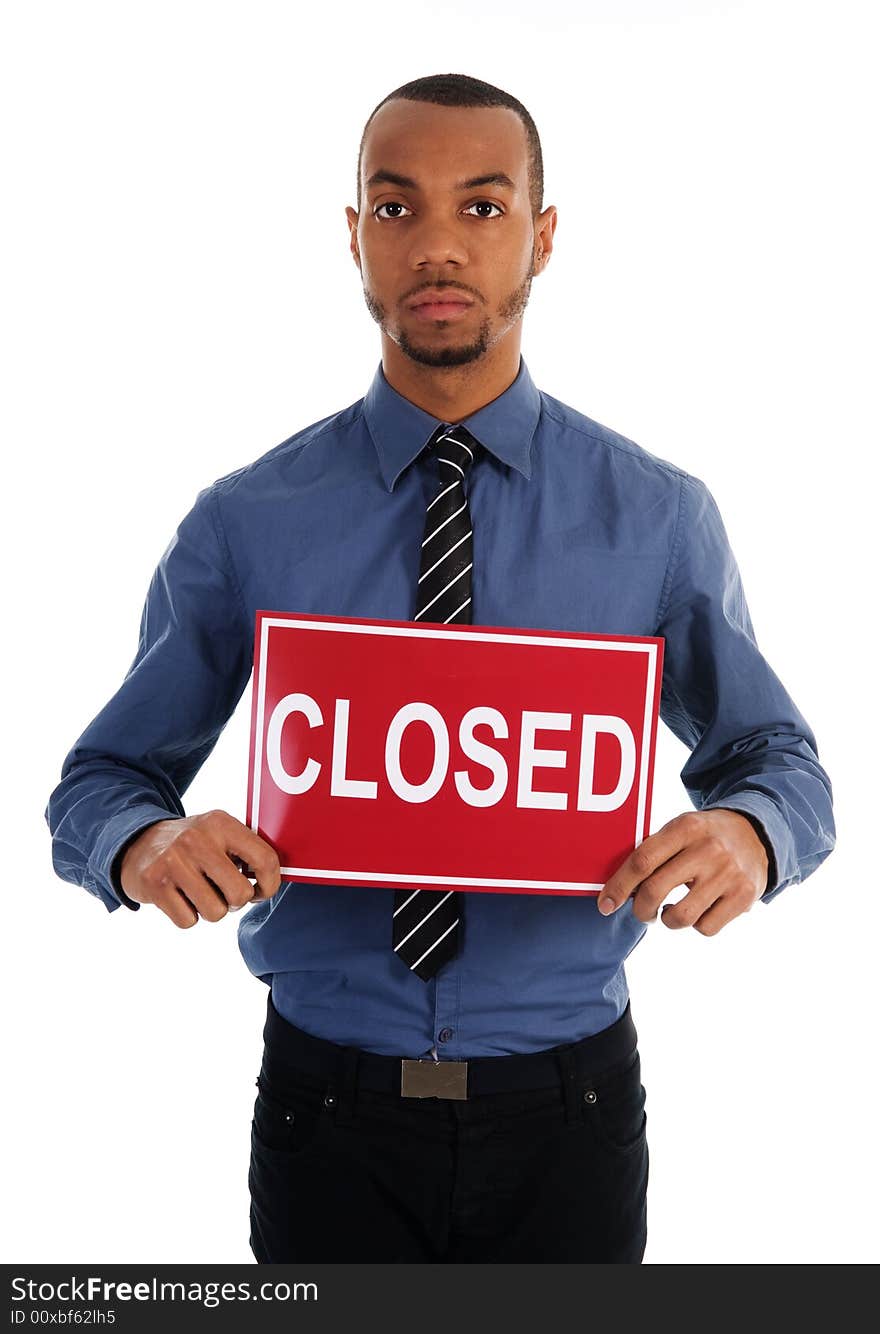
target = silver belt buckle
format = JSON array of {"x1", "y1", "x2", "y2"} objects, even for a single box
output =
[{"x1": 400, "y1": 1058, "x2": 468, "y2": 1100}]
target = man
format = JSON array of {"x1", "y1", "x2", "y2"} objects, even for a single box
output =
[{"x1": 45, "y1": 72, "x2": 835, "y2": 1264}]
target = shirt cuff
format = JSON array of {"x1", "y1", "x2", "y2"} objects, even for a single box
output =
[
  {"x1": 89, "y1": 805, "x2": 180, "y2": 913},
  {"x1": 701, "y1": 792, "x2": 796, "y2": 904}
]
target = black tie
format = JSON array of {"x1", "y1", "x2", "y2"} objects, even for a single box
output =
[{"x1": 392, "y1": 422, "x2": 481, "y2": 982}]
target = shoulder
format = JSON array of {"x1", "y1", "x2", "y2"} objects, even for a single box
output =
[
  {"x1": 538, "y1": 389, "x2": 695, "y2": 487},
  {"x1": 203, "y1": 397, "x2": 366, "y2": 502}
]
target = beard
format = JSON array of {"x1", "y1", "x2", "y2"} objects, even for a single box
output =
[{"x1": 362, "y1": 253, "x2": 536, "y2": 369}]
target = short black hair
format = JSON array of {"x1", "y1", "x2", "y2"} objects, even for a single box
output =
[{"x1": 356, "y1": 73, "x2": 544, "y2": 219}]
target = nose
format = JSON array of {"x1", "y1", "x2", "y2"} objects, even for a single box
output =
[{"x1": 408, "y1": 225, "x2": 468, "y2": 271}]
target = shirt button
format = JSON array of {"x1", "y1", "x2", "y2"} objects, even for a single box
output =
[{"x1": 438, "y1": 1028, "x2": 454, "y2": 1043}]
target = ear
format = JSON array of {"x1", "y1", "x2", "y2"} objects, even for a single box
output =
[
  {"x1": 535, "y1": 205, "x2": 558, "y2": 271},
  {"x1": 345, "y1": 206, "x2": 361, "y2": 270}
]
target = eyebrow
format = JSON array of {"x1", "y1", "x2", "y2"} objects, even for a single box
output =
[{"x1": 365, "y1": 169, "x2": 517, "y2": 193}]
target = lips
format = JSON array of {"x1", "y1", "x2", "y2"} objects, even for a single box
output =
[
  {"x1": 407, "y1": 289, "x2": 474, "y2": 311},
  {"x1": 411, "y1": 302, "x2": 472, "y2": 322},
  {"x1": 408, "y1": 291, "x2": 474, "y2": 323}
]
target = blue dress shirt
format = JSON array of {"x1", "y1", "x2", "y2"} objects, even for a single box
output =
[{"x1": 45, "y1": 356, "x2": 835, "y2": 1057}]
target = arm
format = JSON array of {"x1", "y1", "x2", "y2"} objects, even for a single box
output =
[
  {"x1": 44, "y1": 484, "x2": 254, "y2": 913},
  {"x1": 599, "y1": 471, "x2": 836, "y2": 929}
]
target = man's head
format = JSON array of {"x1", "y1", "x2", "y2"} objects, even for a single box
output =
[{"x1": 345, "y1": 73, "x2": 557, "y2": 371}]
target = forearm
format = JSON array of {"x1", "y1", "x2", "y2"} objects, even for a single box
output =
[
  {"x1": 656, "y1": 472, "x2": 836, "y2": 905},
  {"x1": 45, "y1": 763, "x2": 183, "y2": 912},
  {"x1": 683, "y1": 743, "x2": 835, "y2": 903},
  {"x1": 44, "y1": 484, "x2": 254, "y2": 915}
]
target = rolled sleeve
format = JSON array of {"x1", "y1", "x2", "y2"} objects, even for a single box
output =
[
  {"x1": 655, "y1": 472, "x2": 835, "y2": 904},
  {"x1": 45, "y1": 485, "x2": 253, "y2": 913}
]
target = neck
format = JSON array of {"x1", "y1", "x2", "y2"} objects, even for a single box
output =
[{"x1": 379, "y1": 330, "x2": 522, "y2": 423}]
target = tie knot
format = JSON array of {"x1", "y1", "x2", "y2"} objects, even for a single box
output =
[{"x1": 429, "y1": 422, "x2": 481, "y2": 478}]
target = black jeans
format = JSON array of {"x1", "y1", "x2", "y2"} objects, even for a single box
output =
[{"x1": 248, "y1": 992, "x2": 648, "y2": 1263}]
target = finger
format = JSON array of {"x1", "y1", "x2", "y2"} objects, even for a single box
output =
[
  {"x1": 658, "y1": 877, "x2": 723, "y2": 930},
  {"x1": 153, "y1": 881, "x2": 200, "y2": 929},
  {"x1": 626, "y1": 848, "x2": 710, "y2": 923},
  {"x1": 691, "y1": 887, "x2": 755, "y2": 937},
  {"x1": 216, "y1": 816, "x2": 282, "y2": 899},
  {"x1": 230, "y1": 855, "x2": 258, "y2": 883},
  {"x1": 598, "y1": 813, "x2": 699, "y2": 914},
  {"x1": 163, "y1": 850, "x2": 229, "y2": 923},
  {"x1": 198, "y1": 850, "x2": 257, "y2": 911}
]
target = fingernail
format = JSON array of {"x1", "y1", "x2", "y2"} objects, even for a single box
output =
[{"x1": 598, "y1": 897, "x2": 616, "y2": 915}]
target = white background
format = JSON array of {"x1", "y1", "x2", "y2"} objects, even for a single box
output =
[{"x1": 3, "y1": 0, "x2": 876, "y2": 1265}]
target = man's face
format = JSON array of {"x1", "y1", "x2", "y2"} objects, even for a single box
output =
[{"x1": 346, "y1": 100, "x2": 553, "y2": 369}]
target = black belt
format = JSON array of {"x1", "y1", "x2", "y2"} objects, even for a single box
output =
[{"x1": 260, "y1": 990, "x2": 638, "y2": 1102}]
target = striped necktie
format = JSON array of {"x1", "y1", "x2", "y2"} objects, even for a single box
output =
[{"x1": 392, "y1": 421, "x2": 481, "y2": 982}]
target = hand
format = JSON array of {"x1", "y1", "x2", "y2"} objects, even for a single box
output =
[
  {"x1": 119, "y1": 810, "x2": 282, "y2": 929},
  {"x1": 596, "y1": 809, "x2": 769, "y2": 936}
]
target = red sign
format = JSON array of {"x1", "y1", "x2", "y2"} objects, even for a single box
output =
[{"x1": 246, "y1": 612, "x2": 664, "y2": 897}]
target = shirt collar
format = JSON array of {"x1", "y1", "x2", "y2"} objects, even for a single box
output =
[{"x1": 363, "y1": 355, "x2": 540, "y2": 492}]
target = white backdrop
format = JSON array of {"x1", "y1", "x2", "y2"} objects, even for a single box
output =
[{"x1": 3, "y1": 0, "x2": 876, "y2": 1265}]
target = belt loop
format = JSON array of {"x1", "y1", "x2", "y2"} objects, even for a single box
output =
[
  {"x1": 334, "y1": 1046, "x2": 360, "y2": 1127},
  {"x1": 555, "y1": 1046, "x2": 581, "y2": 1125}
]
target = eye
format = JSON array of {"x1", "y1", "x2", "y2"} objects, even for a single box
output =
[
  {"x1": 373, "y1": 200, "x2": 412, "y2": 220},
  {"x1": 464, "y1": 200, "x2": 504, "y2": 218},
  {"x1": 371, "y1": 199, "x2": 505, "y2": 221}
]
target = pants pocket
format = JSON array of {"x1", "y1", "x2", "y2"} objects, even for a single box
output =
[
  {"x1": 581, "y1": 1050, "x2": 647, "y2": 1156},
  {"x1": 251, "y1": 1072, "x2": 333, "y2": 1157}
]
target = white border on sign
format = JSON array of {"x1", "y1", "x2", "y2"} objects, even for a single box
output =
[{"x1": 251, "y1": 617, "x2": 659, "y2": 894}]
